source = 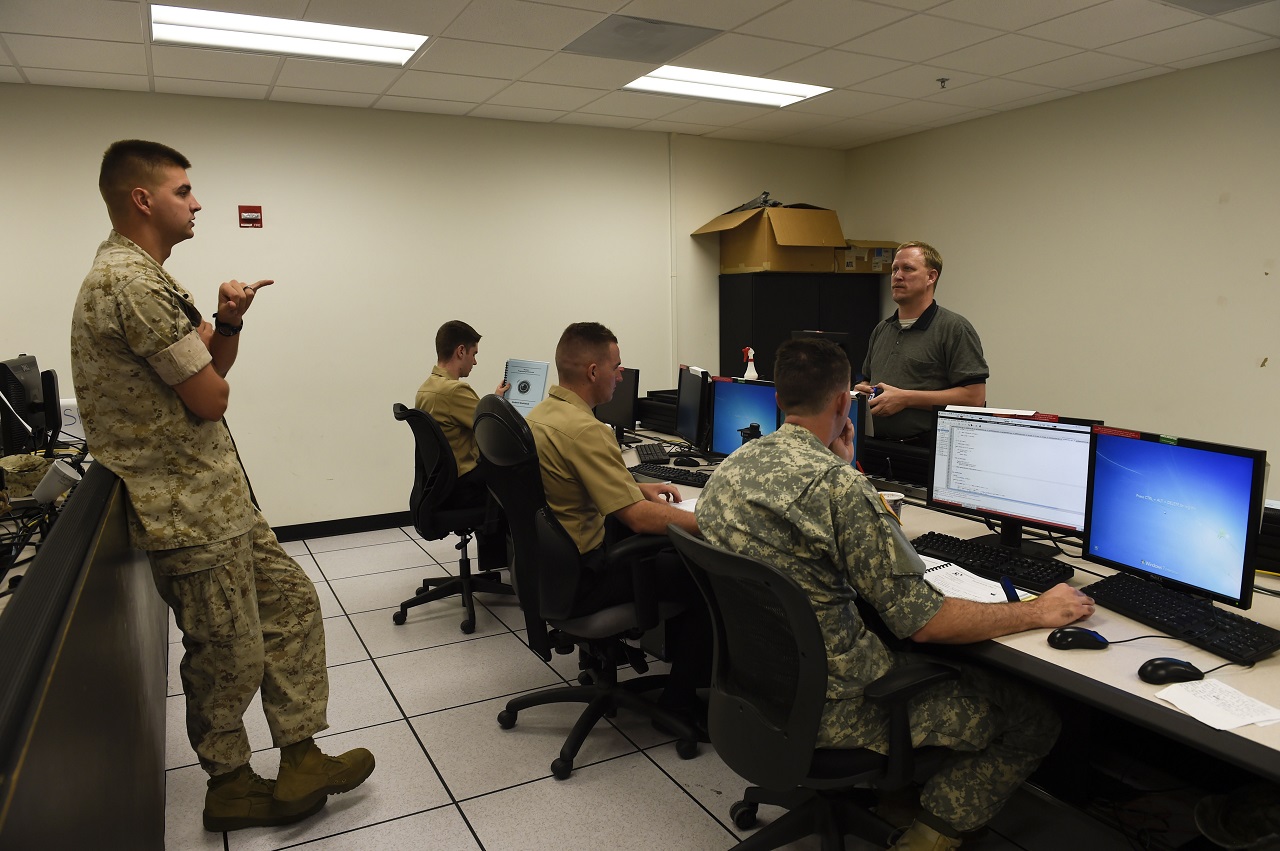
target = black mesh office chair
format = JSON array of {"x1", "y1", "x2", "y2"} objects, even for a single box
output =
[
  {"x1": 668, "y1": 526, "x2": 959, "y2": 851},
  {"x1": 391, "y1": 403, "x2": 512, "y2": 633},
  {"x1": 473, "y1": 393, "x2": 699, "y2": 779}
]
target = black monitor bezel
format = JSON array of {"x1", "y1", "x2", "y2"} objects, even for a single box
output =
[
  {"x1": 593, "y1": 366, "x2": 639, "y2": 444},
  {"x1": 707, "y1": 376, "x2": 783, "y2": 458},
  {"x1": 1082, "y1": 426, "x2": 1267, "y2": 610},
  {"x1": 674, "y1": 366, "x2": 711, "y2": 450},
  {"x1": 926, "y1": 408, "x2": 1102, "y2": 555}
]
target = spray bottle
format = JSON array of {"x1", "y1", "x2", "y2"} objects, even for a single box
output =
[{"x1": 742, "y1": 346, "x2": 758, "y2": 381}]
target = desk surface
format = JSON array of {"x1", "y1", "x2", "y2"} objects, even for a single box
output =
[{"x1": 625, "y1": 434, "x2": 1280, "y2": 782}]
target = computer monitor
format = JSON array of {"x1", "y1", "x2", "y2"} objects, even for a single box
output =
[
  {"x1": 709, "y1": 377, "x2": 782, "y2": 457},
  {"x1": 594, "y1": 366, "x2": 640, "y2": 446},
  {"x1": 1, "y1": 355, "x2": 43, "y2": 456},
  {"x1": 790, "y1": 329, "x2": 854, "y2": 372},
  {"x1": 928, "y1": 409, "x2": 1099, "y2": 557},
  {"x1": 1083, "y1": 427, "x2": 1267, "y2": 609},
  {"x1": 675, "y1": 366, "x2": 711, "y2": 450}
]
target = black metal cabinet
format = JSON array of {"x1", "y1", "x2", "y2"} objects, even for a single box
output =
[{"x1": 718, "y1": 272, "x2": 882, "y2": 380}]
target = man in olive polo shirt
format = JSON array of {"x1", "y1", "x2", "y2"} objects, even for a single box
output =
[{"x1": 526, "y1": 322, "x2": 706, "y2": 723}]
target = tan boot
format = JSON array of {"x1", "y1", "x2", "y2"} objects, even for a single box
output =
[
  {"x1": 889, "y1": 820, "x2": 963, "y2": 850},
  {"x1": 203, "y1": 764, "x2": 325, "y2": 832},
  {"x1": 274, "y1": 737, "x2": 376, "y2": 805}
]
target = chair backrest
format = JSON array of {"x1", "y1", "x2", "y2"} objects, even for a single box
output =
[
  {"x1": 668, "y1": 526, "x2": 830, "y2": 790},
  {"x1": 392, "y1": 403, "x2": 461, "y2": 537},
  {"x1": 473, "y1": 393, "x2": 554, "y2": 660},
  {"x1": 533, "y1": 507, "x2": 585, "y2": 622}
]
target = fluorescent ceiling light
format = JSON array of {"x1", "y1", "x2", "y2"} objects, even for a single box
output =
[
  {"x1": 624, "y1": 65, "x2": 830, "y2": 108},
  {"x1": 150, "y1": 5, "x2": 428, "y2": 66}
]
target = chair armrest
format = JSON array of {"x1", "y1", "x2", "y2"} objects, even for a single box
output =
[
  {"x1": 863, "y1": 661, "x2": 960, "y2": 790},
  {"x1": 606, "y1": 534, "x2": 671, "y2": 633}
]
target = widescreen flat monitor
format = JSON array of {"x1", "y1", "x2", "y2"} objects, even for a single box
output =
[
  {"x1": 2, "y1": 354, "x2": 44, "y2": 456},
  {"x1": 928, "y1": 409, "x2": 1098, "y2": 557},
  {"x1": 594, "y1": 367, "x2": 640, "y2": 445},
  {"x1": 709, "y1": 378, "x2": 782, "y2": 457},
  {"x1": 675, "y1": 366, "x2": 711, "y2": 450},
  {"x1": 790, "y1": 329, "x2": 854, "y2": 372},
  {"x1": 1083, "y1": 427, "x2": 1267, "y2": 609}
]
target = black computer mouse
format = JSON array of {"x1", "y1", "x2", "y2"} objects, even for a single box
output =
[
  {"x1": 1138, "y1": 657, "x2": 1205, "y2": 685},
  {"x1": 1046, "y1": 626, "x2": 1109, "y2": 650},
  {"x1": 672, "y1": 456, "x2": 700, "y2": 467}
]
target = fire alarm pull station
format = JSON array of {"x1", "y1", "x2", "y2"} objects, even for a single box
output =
[{"x1": 239, "y1": 206, "x2": 263, "y2": 228}]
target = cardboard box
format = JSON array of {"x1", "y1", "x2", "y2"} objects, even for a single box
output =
[
  {"x1": 693, "y1": 206, "x2": 845, "y2": 274},
  {"x1": 839, "y1": 239, "x2": 899, "y2": 274}
]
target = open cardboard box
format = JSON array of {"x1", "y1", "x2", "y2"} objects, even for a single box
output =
[
  {"x1": 839, "y1": 239, "x2": 899, "y2": 273},
  {"x1": 693, "y1": 206, "x2": 845, "y2": 274}
]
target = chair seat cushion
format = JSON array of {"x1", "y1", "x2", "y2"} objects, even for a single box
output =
[
  {"x1": 420, "y1": 504, "x2": 488, "y2": 540},
  {"x1": 551, "y1": 601, "x2": 684, "y2": 639},
  {"x1": 807, "y1": 747, "x2": 888, "y2": 783}
]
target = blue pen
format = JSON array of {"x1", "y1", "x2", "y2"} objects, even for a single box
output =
[{"x1": 999, "y1": 576, "x2": 1019, "y2": 603}]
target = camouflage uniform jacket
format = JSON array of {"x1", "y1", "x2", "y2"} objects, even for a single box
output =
[
  {"x1": 70, "y1": 231, "x2": 254, "y2": 554},
  {"x1": 696, "y1": 423, "x2": 944, "y2": 704}
]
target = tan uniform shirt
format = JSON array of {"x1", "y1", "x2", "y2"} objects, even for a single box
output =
[
  {"x1": 415, "y1": 364, "x2": 481, "y2": 476},
  {"x1": 526, "y1": 385, "x2": 643, "y2": 553},
  {"x1": 69, "y1": 231, "x2": 255, "y2": 555}
]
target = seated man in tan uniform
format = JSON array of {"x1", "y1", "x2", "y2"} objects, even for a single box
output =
[
  {"x1": 526, "y1": 322, "x2": 708, "y2": 728},
  {"x1": 415, "y1": 320, "x2": 508, "y2": 565}
]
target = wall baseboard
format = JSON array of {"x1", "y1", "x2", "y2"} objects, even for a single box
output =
[{"x1": 274, "y1": 512, "x2": 411, "y2": 543}]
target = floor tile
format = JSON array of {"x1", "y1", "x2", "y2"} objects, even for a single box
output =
[
  {"x1": 166, "y1": 693, "x2": 198, "y2": 769},
  {"x1": 295, "y1": 552, "x2": 324, "y2": 583},
  {"x1": 322, "y1": 614, "x2": 372, "y2": 666},
  {"x1": 315, "y1": 580, "x2": 343, "y2": 618},
  {"x1": 281, "y1": 538, "x2": 310, "y2": 558},
  {"x1": 164, "y1": 763, "x2": 225, "y2": 851},
  {"x1": 314, "y1": 539, "x2": 440, "y2": 581},
  {"x1": 400, "y1": 525, "x2": 423, "y2": 541},
  {"x1": 350, "y1": 602, "x2": 511, "y2": 659},
  {"x1": 376, "y1": 633, "x2": 563, "y2": 716},
  {"x1": 305, "y1": 528, "x2": 413, "y2": 554},
  {"x1": 293, "y1": 806, "x2": 482, "y2": 851},
  {"x1": 413, "y1": 534, "x2": 472, "y2": 564},
  {"x1": 462, "y1": 751, "x2": 739, "y2": 851},
  {"x1": 329, "y1": 565, "x2": 451, "y2": 615}
]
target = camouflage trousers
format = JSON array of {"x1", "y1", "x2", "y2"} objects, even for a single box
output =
[
  {"x1": 149, "y1": 510, "x2": 329, "y2": 777},
  {"x1": 819, "y1": 652, "x2": 1059, "y2": 833}
]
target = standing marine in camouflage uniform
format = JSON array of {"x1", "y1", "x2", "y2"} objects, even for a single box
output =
[
  {"x1": 69, "y1": 140, "x2": 375, "y2": 832},
  {"x1": 696, "y1": 338, "x2": 1097, "y2": 851}
]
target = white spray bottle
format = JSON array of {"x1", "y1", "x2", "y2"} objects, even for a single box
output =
[{"x1": 742, "y1": 346, "x2": 759, "y2": 381}]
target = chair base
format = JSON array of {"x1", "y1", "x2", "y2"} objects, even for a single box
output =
[
  {"x1": 730, "y1": 785, "x2": 897, "y2": 851},
  {"x1": 392, "y1": 544, "x2": 513, "y2": 633},
  {"x1": 497, "y1": 670, "x2": 699, "y2": 779}
]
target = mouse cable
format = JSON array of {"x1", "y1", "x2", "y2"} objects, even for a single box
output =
[{"x1": 1202, "y1": 659, "x2": 1252, "y2": 675}]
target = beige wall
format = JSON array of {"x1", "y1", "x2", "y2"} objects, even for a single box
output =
[{"x1": 844, "y1": 48, "x2": 1280, "y2": 498}]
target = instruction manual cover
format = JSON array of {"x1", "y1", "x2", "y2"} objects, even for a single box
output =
[{"x1": 503, "y1": 358, "x2": 550, "y2": 416}]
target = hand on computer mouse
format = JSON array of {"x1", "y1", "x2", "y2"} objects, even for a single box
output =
[
  {"x1": 1046, "y1": 626, "x2": 1109, "y2": 650},
  {"x1": 1138, "y1": 657, "x2": 1205, "y2": 684}
]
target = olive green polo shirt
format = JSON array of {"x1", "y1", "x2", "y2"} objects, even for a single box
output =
[
  {"x1": 526, "y1": 385, "x2": 644, "y2": 554},
  {"x1": 415, "y1": 364, "x2": 481, "y2": 476}
]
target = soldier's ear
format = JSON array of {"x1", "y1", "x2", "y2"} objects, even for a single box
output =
[{"x1": 131, "y1": 187, "x2": 152, "y2": 217}]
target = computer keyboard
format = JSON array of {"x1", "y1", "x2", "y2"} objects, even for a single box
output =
[
  {"x1": 1083, "y1": 572, "x2": 1280, "y2": 664},
  {"x1": 911, "y1": 531, "x2": 1075, "y2": 593},
  {"x1": 628, "y1": 463, "x2": 711, "y2": 489},
  {"x1": 634, "y1": 443, "x2": 670, "y2": 464}
]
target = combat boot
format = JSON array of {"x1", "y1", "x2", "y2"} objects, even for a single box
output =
[
  {"x1": 889, "y1": 820, "x2": 963, "y2": 850},
  {"x1": 274, "y1": 737, "x2": 376, "y2": 805},
  {"x1": 203, "y1": 764, "x2": 325, "y2": 832}
]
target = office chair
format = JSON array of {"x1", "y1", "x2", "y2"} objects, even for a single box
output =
[
  {"x1": 473, "y1": 393, "x2": 699, "y2": 779},
  {"x1": 668, "y1": 526, "x2": 959, "y2": 851},
  {"x1": 390, "y1": 403, "x2": 512, "y2": 633}
]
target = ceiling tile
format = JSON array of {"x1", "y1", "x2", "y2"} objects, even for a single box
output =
[
  {"x1": 1071, "y1": 64, "x2": 1169, "y2": 90},
  {"x1": 735, "y1": 0, "x2": 911, "y2": 48},
  {"x1": 23, "y1": 67, "x2": 148, "y2": 90},
  {"x1": 920, "y1": 106, "x2": 996, "y2": 128},
  {"x1": 703, "y1": 126, "x2": 791, "y2": 142},
  {"x1": 1166, "y1": 36, "x2": 1280, "y2": 67},
  {"x1": 521, "y1": 51, "x2": 656, "y2": 88},
  {"x1": 849, "y1": 63, "x2": 983, "y2": 98},
  {"x1": 926, "y1": 0, "x2": 1107, "y2": 31},
  {"x1": 986, "y1": 87, "x2": 1076, "y2": 111},
  {"x1": 573, "y1": 88, "x2": 686, "y2": 117},
  {"x1": 0, "y1": 67, "x2": 25, "y2": 83},
  {"x1": 487, "y1": 80, "x2": 608, "y2": 109},
  {"x1": 0, "y1": 0, "x2": 141, "y2": 42},
  {"x1": 179, "y1": 1, "x2": 309, "y2": 16},
  {"x1": 1005, "y1": 50, "x2": 1153, "y2": 87},
  {"x1": 1219, "y1": 0, "x2": 1280, "y2": 37},
  {"x1": 1101, "y1": 18, "x2": 1270, "y2": 63},
  {"x1": 151, "y1": 46, "x2": 280, "y2": 85},
  {"x1": 633, "y1": 118, "x2": 720, "y2": 134},
  {"x1": 659, "y1": 100, "x2": 774, "y2": 124},
  {"x1": 525, "y1": 0, "x2": 630, "y2": 11},
  {"x1": 925, "y1": 76, "x2": 1058, "y2": 107},
  {"x1": 770, "y1": 49, "x2": 909, "y2": 87},
  {"x1": 789, "y1": 88, "x2": 907, "y2": 116},
  {"x1": 672, "y1": 32, "x2": 819, "y2": 76},
  {"x1": 303, "y1": 0, "x2": 471, "y2": 34},
  {"x1": 1021, "y1": 0, "x2": 1200, "y2": 49},
  {"x1": 871, "y1": 0, "x2": 951, "y2": 10},
  {"x1": 861, "y1": 98, "x2": 978, "y2": 124},
  {"x1": 442, "y1": 0, "x2": 605, "y2": 50},
  {"x1": 931, "y1": 33, "x2": 1081, "y2": 75},
  {"x1": 6, "y1": 34, "x2": 146, "y2": 74},
  {"x1": 154, "y1": 77, "x2": 268, "y2": 100},
  {"x1": 616, "y1": 0, "x2": 790, "y2": 30},
  {"x1": 469, "y1": 102, "x2": 566, "y2": 121},
  {"x1": 412, "y1": 38, "x2": 553, "y2": 79},
  {"x1": 374, "y1": 95, "x2": 476, "y2": 114},
  {"x1": 839, "y1": 13, "x2": 1003, "y2": 60},
  {"x1": 387, "y1": 70, "x2": 510, "y2": 101},
  {"x1": 269, "y1": 87, "x2": 378, "y2": 107},
  {"x1": 554, "y1": 111, "x2": 648, "y2": 128},
  {"x1": 730, "y1": 109, "x2": 844, "y2": 133},
  {"x1": 276, "y1": 58, "x2": 403, "y2": 93},
  {"x1": 776, "y1": 117, "x2": 911, "y2": 148}
]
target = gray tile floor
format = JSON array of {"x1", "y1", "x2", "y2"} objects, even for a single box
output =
[{"x1": 163, "y1": 527, "x2": 1138, "y2": 850}]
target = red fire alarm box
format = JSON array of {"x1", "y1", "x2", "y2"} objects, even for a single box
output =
[{"x1": 239, "y1": 206, "x2": 263, "y2": 228}]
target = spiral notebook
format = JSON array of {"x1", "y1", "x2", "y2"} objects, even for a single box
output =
[
  {"x1": 503, "y1": 358, "x2": 549, "y2": 416},
  {"x1": 921, "y1": 556, "x2": 1034, "y2": 602}
]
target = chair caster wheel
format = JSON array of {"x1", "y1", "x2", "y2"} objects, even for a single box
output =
[
  {"x1": 392, "y1": 610, "x2": 407, "y2": 625},
  {"x1": 497, "y1": 709, "x2": 517, "y2": 729},
  {"x1": 730, "y1": 800, "x2": 758, "y2": 830},
  {"x1": 676, "y1": 738, "x2": 698, "y2": 760},
  {"x1": 460, "y1": 618, "x2": 475, "y2": 634},
  {"x1": 577, "y1": 671, "x2": 595, "y2": 686},
  {"x1": 551, "y1": 757, "x2": 573, "y2": 780}
]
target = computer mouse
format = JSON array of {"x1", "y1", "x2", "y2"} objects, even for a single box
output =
[
  {"x1": 1138, "y1": 657, "x2": 1205, "y2": 685},
  {"x1": 672, "y1": 456, "x2": 700, "y2": 467},
  {"x1": 1046, "y1": 626, "x2": 1109, "y2": 650}
]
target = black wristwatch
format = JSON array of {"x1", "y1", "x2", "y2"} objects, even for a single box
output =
[{"x1": 214, "y1": 315, "x2": 243, "y2": 336}]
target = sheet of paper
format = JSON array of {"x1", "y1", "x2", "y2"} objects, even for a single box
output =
[
  {"x1": 920, "y1": 556, "x2": 1034, "y2": 603},
  {"x1": 1156, "y1": 679, "x2": 1280, "y2": 730},
  {"x1": 669, "y1": 495, "x2": 698, "y2": 514}
]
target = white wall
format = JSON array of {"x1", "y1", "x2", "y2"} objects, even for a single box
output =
[{"x1": 843, "y1": 48, "x2": 1280, "y2": 498}]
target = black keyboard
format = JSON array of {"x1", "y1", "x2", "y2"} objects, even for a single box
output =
[
  {"x1": 1083, "y1": 572, "x2": 1280, "y2": 664},
  {"x1": 911, "y1": 531, "x2": 1075, "y2": 593},
  {"x1": 628, "y1": 463, "x2": 710, "y2": 489},
  {"x1": 634, "y1": 443, "x2": 670, "y2": 464}
]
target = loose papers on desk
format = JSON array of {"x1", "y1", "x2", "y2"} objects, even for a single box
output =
[
  {"x1": 921, "y1": 556, "x2": 1034, "y2": 603},
  {"x1": 1156, "y1": 679, "x2": 1280, "y2": 730}
]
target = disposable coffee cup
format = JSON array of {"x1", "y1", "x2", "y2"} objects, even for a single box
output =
[
  {"x1": 33, "y1": 459, "x2": 81, "y2": 505},
  {"x1": 880, "y1": 491, "x2": 905, "y2": 519}
]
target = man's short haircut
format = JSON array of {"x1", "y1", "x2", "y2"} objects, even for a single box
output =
[
  {"x1": 555, "y1": 322, "x2": 618, "y2": 379},
  {"x1": 435, "y1": 320, "x2": 482, "y2": 361},
  {"x1": 897, "y1": 240, "x2": 943, "y2": 284},
  {"x1": 99, "y1": 140, "x2": 192, "y2": 216},
  {"x1": 774, "y1": 338, "x2": 851, "y2": 416}
]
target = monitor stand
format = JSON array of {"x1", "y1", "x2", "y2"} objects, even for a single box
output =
[
  {"x1": 613, "y1": 425, "x2": 641, "y2": 446},
  {"x1": 971, "y1": 520, "x2": 1060, "y2": 560}
]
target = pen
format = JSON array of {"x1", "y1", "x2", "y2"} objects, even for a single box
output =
[{"x1": 999, "y1": 576, "x2": 1019, "y2": 603}]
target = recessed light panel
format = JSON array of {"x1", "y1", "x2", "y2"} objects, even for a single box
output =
[{"x1": 624, "y1": 66, "x2": 831, "y2": 108}]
